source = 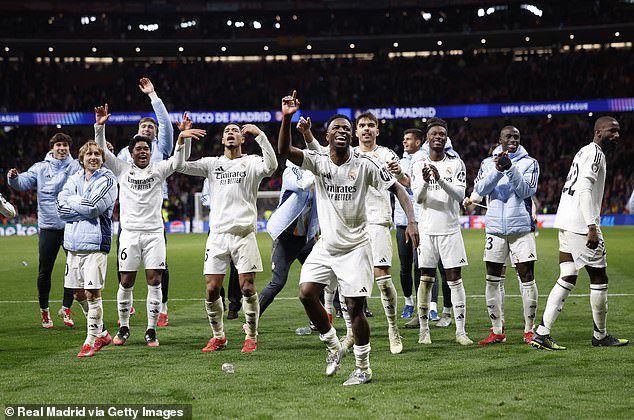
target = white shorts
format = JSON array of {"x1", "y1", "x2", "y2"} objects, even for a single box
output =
[
  {"x1": 300, "y1": 239, "x2": 373, "y2": 298},
  {"x1": 366, "y1": 224, "x2": 392, "y2": 267},
  {"x1": 204, "y1": 231, "x2": 263, "y2": 275},
  {"x1": 64, "y1": 251, "x2": 107, "y2": 290},
  {"x1": 559, "y1": 229, "x2": 607, "y2": 270},
  {"x1": 418, "y1": 231, "x2": 468, "y2": 269},
  {"x1": 118, "y1": 230, "x2": 166, "y2": 272},
  {"x1": 483, "y1": 232, "x2": 537, "y2": 265}
]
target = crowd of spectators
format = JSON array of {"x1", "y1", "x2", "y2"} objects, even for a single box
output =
[
  {"x1": 1, "y1": 48, "x2": 633, "y2": 113},
  {"x1": 0, "y1": 2, "x2": 631, "y2": 40},
  {"x1": 1, "y1": 113, "x2": 632, "y2": 227}
]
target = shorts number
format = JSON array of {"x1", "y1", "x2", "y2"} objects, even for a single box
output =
[
  {"x1": 65, "y1": 263, "x2": 69, "y2": 276},
  {"x1": 205, "y1": 249, "x2": 209, "y2": 262},
  {"x1": 120, "y1": 248, "x2": 128, "y2": 261},
  {"x1": 486, "y1": 237, "x2": 493, "y2": 250}
]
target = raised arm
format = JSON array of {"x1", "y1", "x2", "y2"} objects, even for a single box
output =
[
  {"x1": 278, "y1": 90, "x2": 305, "y2": 167},
  {"x1": 242, "y1": 124, "x2": 278, "y2": 177},
  {"x1": 297, "y1": 116, "x2": 324, "y2": 152},
  {"x1": 94, "y1": 104, "x2": 126, "y2": 176},
  {"x1": 140, "y1": 77, "x2": 174, "y2": 158},
  {"x1": 159, "y1": 128, "x2": 206, "y2": 177}
]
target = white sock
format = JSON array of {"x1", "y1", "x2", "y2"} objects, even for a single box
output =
[
  {"x1": 205, "y1": 297, "x2": 225, "y2": 339},
  {"x1": 442, "y1": 306, "x2": 452, "y2": 315},
  {"x1": 499, "y1": 274, "x2": 506, "y2": 324},
  {"x1": 521, "y1": 280, "x2": 539, "y2": 333},
  {"x1": 85, "y1": 298, "x2": 103, "y2": 346},
  {"x1": 324, "y1": 290, "x2": 335, "y2": 315},
  {"x1": 485, "y1": 275, "x2": 503, "y2": 334},
  {"x1": 590, "y1": 284, "x2": 608, "y2": 340},
  {"x1": 146, "y1": 284, "x2": 162, "y2": 330},
  {"x1": 160, "y1": 302, "x2": 168, "y2": 314},
  {"x1": 448, "y1": 279, "x2": 467, "y2": 336},
  {"x1": 319, "y1": 326, "x2": 341, "y2": 353},
  {"x1": 417, "y1": 276, "x2": 434, "y2": 333},
  {"x1": 376, "y1": 275, "x2": 398, "y2": 329},
  {"x1": 405, "y1": 296, "x2": 414, "y2": 307},
  {"x1": 77, "y1": 299, "x2": 89, "y2": 317},
  {"x1": 353, "y1": 343, "x2": 371, "y2": 371},
  {"x1": 536, "y1": 279, "x2": 575, "y2": 336},
  {"x1": 429, "y1": 301, "x2": 437, "y2": 312},
  {"x1": 243, "y1": 293, "x2": 260, "y2": 340},
  {"x1": 339, "y1": 290, "x2": 353, "y2": 337},
  {"x1": 117, "y1": 284, "x2": 133, "y2": 328}
]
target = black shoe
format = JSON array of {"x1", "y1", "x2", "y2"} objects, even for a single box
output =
[
  {"x1": 145, "y1": 328, "x2": 159, "y2": 347},
  {"x1": 227, "y1": 310, "x2": 239, "y2": 320},
  {"x1": 113, "y1": 326, "x2": 130, "y2": 346},
  {"x1": 364, "y1": 309, "x2": 374, "y2": 318},
  {"x1": 335, "y1": 310, "x2": 343, "y2": 319},
  {"x1": 592, "y1": 335, "x2": 629, "y2": 347},
  {"x1": 530, "y1": 333, "x2": 566, "y2": 350}
]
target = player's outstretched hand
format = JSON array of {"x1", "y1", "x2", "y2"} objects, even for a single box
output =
[
  {"x1": 282, "y1": 90, "x2": 300, "y2": 116},
  {"x1": 297, "y1": 116, "x2": 311, "y2": 133},
  {"x1": 7, "y1": 168, "x2": 18, "y2": 179},
  {"x1": 139, "y1": 77, "x2": 155, "y2": 95},
  {"x1": 386, "y1": 160, "x2": 401, "y2": 175},
  {"x1": 179, "y1": 128, "x2": 206, "y2": 141},
  {"x1": 177, "y1": 112, "x2": 192, "y2": 131},
  {"x1": 405, "y1": 222, "x2": 420, "y2": 248},
  {"x1": 105, "y1": 142, "x2": 115, "y2": 154},
  {"x1": 586, "y1": 226, "x2": 599, "y2": 249},
  {"x1": 94, "y1": 104, "x2": 111, "y2": 125},
  {"x1": 242, "y1": 124, "x2": 262, "y2": 138}
]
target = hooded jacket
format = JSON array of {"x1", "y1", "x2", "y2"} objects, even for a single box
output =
[
  {"x1": 8, "y1": 152, "x2": 81, "y2": 230},
  {"x1": 57, "y1": 167, "x2": 117, "y2": 252},
  {"x1": 474, "y1": 145, "x2": 539, "y2": 235}
]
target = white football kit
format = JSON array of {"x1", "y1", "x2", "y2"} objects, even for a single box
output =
[
  {"x1": 554, "y1": 142, "x2": 607, "y2": 269},
  {"x1": 411, "y1": 154, "x2": 468, "y2": 269},
  {"x1": 95, "y1": 123, "x2": 185, "y2": 271},
  {"x1": 299, "y1": 148, "x2": 396, "y2": 297},
  {"x1": 354, "y1": 145, "x2": 399, "y2": 266},
  {"x1": 177, "y1": 132, "x2": 277, "y2": 274}
]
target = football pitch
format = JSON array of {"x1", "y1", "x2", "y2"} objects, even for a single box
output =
[{"x1": 1, "y1": 227, "x2": 633, "y2": 418}]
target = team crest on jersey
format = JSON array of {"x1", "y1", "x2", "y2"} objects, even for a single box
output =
[
  {"x1": 591, "y1": 163, "x2": 599, "y2": 173},
  {"x1": 446, "y1": 167, "x2": 453, "y2": 175},
  {"x1": 348, "y1": 169, "x2": 358, "y2": 180}
]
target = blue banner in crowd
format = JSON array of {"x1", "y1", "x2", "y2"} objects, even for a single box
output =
[{"x1": 1, "y1": 98, "x2": 633, "y2": 125}]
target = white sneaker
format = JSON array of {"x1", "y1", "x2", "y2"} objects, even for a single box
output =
[
  {"x1": 456, "y1": 333, "x2": 473, "y2": 346},
  {"x1": 339, "y1": 334, "x2": 354, "y2": 352},
  {"x1": 436, "y1": 313, "x2": 452, "y2": 328},
  {"x1": 325, "y1": 347, "x2": 346, "y2": 376},
  {"x1": 0, "y1": 193, "x2": 16, "y2": 218},
  {"x1": 418, "y1": 329, "x2": 432, "y2": 344},
  {"x1": 343, "y1": 368, "x2": 373, "y2": 386},
  {"x1": 388, "y1": 327, "x2": 403, "y2": 354}
]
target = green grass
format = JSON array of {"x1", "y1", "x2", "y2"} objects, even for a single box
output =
[{"x1": 1, "y1": 227, "x2": 633, "y2": 419}]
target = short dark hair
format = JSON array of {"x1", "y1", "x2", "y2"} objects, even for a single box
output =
[
  {"x1": 426, "y1": 117, "x2": 447, "y2": 132},
  {"x1": 49, "y1": 133, "x2": 72, "y2": 149},
  {"x1": 403, "y1": 128, "x2": 424, "y2": 142},
  {"x1": 326, "y1": 114, "x2": 353, "y2": 130},
  {"x1": 594, "y1": 116, "x2": 617, "y2": 132},
  {"x1": 128, "y1": 134, "x2": 152, "y2": 154},
  {"x1": 355, "y1": 111, "x2": 379, "y2": 127},
  {"x1": 224, "y1": 122, "x2": 242, "y2": 131}
]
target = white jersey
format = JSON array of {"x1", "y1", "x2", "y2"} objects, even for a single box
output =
[
  {"x1": 301, "y1": 148, "x2": 396, "y2": 254},
  {"x1": 353, "y1": 145, "x2": 399, "y2": 226},
  {"x1": 554, "y1": 142, "x2": 606, "y2": 234},
  {"x1": 411, "y1": 155, "x2": 466, "y2": 235},
  {"x1": 95, "y1": 124, "x2": 184, "y2": 232},
  {"x1": 178, "y1": 133, "x2": 277, "y2": 235}
]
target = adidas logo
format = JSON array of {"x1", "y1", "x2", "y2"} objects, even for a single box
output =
[
  {"x1": 159, "y1": 262, "x2": 165, "y2": 267},
  {"x1": 88, "y1": 281, "x2": 93, "y2": 286},
  {"x1": 379, "y1": 258, "x2": 387, "y2": 263},
  {"x1": 359, "y1": 287, "x2": 368, "y2": 293},
  {"x1": 528, "y1": 253, "x2": 535, "y2": 259},
  {"x1": 251, "y1": 265, "x2": 258, "y2": 270},
  {"x1": 459, "y1": 258, "x2": 466, "y2": 263},
  {"x1": 217, "y1": 166, "x2": 226, "y2": 172}
]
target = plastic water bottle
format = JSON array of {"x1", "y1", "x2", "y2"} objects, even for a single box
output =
[
  {"x1": 295, "y1": 327, "x2": 312, "y2": 335},
  {"x1": 221, "y1": 363, "x2": 235, "y2": 374}
]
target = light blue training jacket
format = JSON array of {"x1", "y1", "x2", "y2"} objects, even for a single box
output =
[
  {"x1": 266, "y1": 161, "x2": 319, "y2": 242},
  {"x1": 8, "y1": 152, "x2": 81, "y2": 230},
  {"x1": 57, "y1": 167, "x2": 117, "y2": 253},
  {"x1": 474, "y1": 145, "x2": 539, "y2": 235}
]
